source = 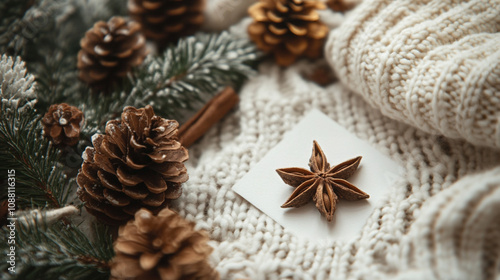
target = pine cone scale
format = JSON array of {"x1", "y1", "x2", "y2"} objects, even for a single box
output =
[
  {"x1": 142, "y1": 193, "x2": 165, "y2": 207},
  {"x1": 64, "y1": 123, "x2": 80, "y2": 138},
  {"x1": 292, "y1": 12, "x2": 319, "y2": 21},
  {"x1": 116, "y1": 167, "x2": 143, "y2": 186},
  {"x1": 165, "y1": 173, "x2": 189, "y2": 184},
  {"x1": 79, "y1": 177, "x2": 105, "y2": 201},
  {"x1": 125, "y1": 156, "x2": 147, "y2": 169},
  {"x1": 163, "y1": 185, "x2": 182, "y2": 200},
  {"x1": 123, "y1": 185, "x2": 149, "y2": 200},
  {"x1": 248, "y1": 3, "x2": 268, "y2": 21},
  {"x1": 142, "y1": 1, "x2": 163, "y2": 10},
  {"x1": 147, "y1": 148, "x2": 188, "y2": 163},
  {"x1": 98, "y1": 171, "x2": 122, "y2": 191},
  {"x1": 307, "y1": 22, "x2": 329, "y2": 39},
  {"x1": 140, "y1": 252, "x2": 163, "y2": 270},
  {"x1": 142, "y1": 173, "x2": 168, "y2": 193},
  {"x1": 269, "y1": 24, "x2": 287, "y2": 35},
  {"x1": 104, "y1": 189, "x2": 131, "y2": 206},
  {"x1": 166, "y1": 6, "x2": 187, "y2": 15},
  {"x1": 263, "y1": 33, "x2": 281, "y2": 45},
  {"x1": 286, "y1": 37, "x2": 308, "y2": 54},
  {"x1": 49, "y1": 125, "x2": 62, "y2": 138},
  {"x1": 94, "y1": 152, "x2": 117, "y2": 175},
  {"x1": 150, "y1": 162, "x2": 185, "y2": 177},
  {"x1": 163, "y1": 24, "x2": 185, "y2": 33}
]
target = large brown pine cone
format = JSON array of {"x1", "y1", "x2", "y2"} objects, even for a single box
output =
[
  {"x1": 41, "y1": 103, "x2": 84, "y2": 146},
  {"x1": 77, "y1": 105, "x2": 189, "y2": 225},
  {"x1": 128, "y1": 0, "x2": 205, "y2": 44},
  {"x1": 110, "y1": 208, "x2": 219, "y2": 280},
  {"x1": 77, "y1": 16, "x2": 147, "y2": 89},
  {"x1": 248, "y1": 0, "x2": 329, "y2": 66}
]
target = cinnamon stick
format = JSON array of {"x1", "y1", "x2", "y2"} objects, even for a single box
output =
[{"x1": 178, "y1": 87, "x2": 239, "y2": 148}]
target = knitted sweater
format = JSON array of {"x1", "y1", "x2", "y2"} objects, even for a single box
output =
[{"x1": 174, "y1": 0, "x2": 500, "y2": 279}]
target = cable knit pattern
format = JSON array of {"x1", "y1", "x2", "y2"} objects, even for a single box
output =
[
  {"x1": 173, "y1": 61, "x2": 500, "y2": 279},
  {"x1": 394, "y1": 166, "x2": 500, "y2": 280},
  {"x1": 325, "y1": 0, "x2": 500, "y2": 149}
]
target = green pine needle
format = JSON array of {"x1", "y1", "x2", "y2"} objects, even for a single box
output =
[
  {"x1": 0, "y1": 217, "x2": 114, "y2": 280},
  {"x1": 0, "y1": 109, "x2": 72, "y2": 208}
]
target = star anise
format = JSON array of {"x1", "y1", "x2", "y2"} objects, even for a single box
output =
[{"x1": 276, "y1": 140, "x2": 369, "y2": 221}]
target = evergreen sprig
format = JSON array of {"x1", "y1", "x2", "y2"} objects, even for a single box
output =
[
  {"x1": 127, "y1": 31, "x2": 262, "y2": 118},
  {"x1": 0, "y1": 110, "x2": 72, "y2": 208},
  {"x1": 0, "y1": 217, "x2": 114, "y2": 280},
  {"x1": 0, "y1": 55, "x2": 71, "y2": 208}
]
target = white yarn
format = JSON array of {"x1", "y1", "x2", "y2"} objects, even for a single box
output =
[
  {"x1": 175, "y1": 61, "x2": 500, "y2": 279},
  {"x1": 325, "y1": 0, "x2": 500, "y2": 149},
  {"x1": 394, "y1": 166, "x2": 500, "y2": 280}
]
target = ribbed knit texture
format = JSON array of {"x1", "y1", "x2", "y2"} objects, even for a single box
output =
[
  {"x1": 325, "y1": 0, "x2": 500, "y2": 149},
  {"x1": 174, "y1": 60, "x2": 500, "y2": 279},
  {"x1": 170, "y1": 0, "x2": 500, "y2": 278}
]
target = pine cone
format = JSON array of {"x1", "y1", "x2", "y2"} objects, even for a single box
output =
[
  {"x1": 110, "y1": 208, "x2": 219, "y2": 280},
  {"x1": 128, "y1": 0, "x2": 205, "y2": 44},
  {"x1": 77, "y1": 16, "x2": 147, "y2": 89},
  {"x1": 41, "y1": 103, "x2": 84, "y2": 146},
  {"x1": 76, "y1": 105, "x2": 189, "y2": 225},
  {"x1": 248, "y1": 0, "x2": 329, "y2": 66}
]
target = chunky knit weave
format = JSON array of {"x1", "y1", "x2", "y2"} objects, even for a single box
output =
[
  {"x1": 325, "y1": 0, "x2": 500, "y2": 149},
  {"x1": 176, "y1": 60, "x2": 500, "y2": 279}
]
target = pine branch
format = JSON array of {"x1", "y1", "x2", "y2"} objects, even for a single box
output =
[
  {"x1": 0, "y1": 216, "x2": 114, "y2": 280},
  {"x1": 0, "y1": 55, "x2": 72, "y2": 209},
  {"x1": 125, "y1": 31, "x2": 262, "y2": 119},
  {"x1": 0, "y1": 110, "x2": 73, "y2": 209}
]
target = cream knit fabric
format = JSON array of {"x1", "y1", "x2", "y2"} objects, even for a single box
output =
[
  {"x1": 325, "y1": 0, "x2": 500, "y2": 149},
  {"x1": 175, "y1": 62, "x2": 500, "y2": 279},
  {"x1": 168, "y1": 0, "x2": 500, "y2": 279}
]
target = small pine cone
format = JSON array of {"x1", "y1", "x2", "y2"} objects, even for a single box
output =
[
  {"x1": 248, "y1": 0, "x2": 329, "y2": 66},
  {"x1": 77, "y1": 16, "x2": 147, "y2": 89},
  {"x1": 110, "y1": 208, "x2": 219, "y2": 280},
  {"x1": 77, "y1": 105, "x2": 188, "y2": 225},
  {"x1": 128, "y1": 0, "x2": 205, "y2": 44},
  {"x1": 41, "y1": 103, "x2": 84, "y2": 146}
]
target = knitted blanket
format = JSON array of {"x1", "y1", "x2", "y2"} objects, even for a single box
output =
[
  {"x1": 176, "y1": 0, "x2": 500, "y2": 279},
  {"x1": 326, "y1": 0, "x2": 500, "y2": 149}
]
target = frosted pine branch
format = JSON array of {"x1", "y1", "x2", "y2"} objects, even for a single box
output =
[
  {"x1": 127, "y1": 31, "x2": 262, "y2": 118},
  {"x1": 0, "y1": 217, "x2": 113, "y2": 280},
  {"x1": 0, "y1": 55, "x2": 36, "y2": 114}
]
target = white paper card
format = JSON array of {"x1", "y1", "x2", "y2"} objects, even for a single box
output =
[{"x1": 232, "y1": 109, "x2": 403, "y2": 242}]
